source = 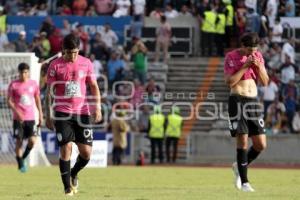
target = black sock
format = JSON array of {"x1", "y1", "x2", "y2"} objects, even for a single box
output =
[
  {"x1": 237, "y1": 148, "x2": 248, "y2": 184},
  {"x1": 71, "y1": 155, "x2": 89, "y2": 178},
  {"x1": 247, "y1": 146, "x2": 260, "y2": 165},
  {"x1": 59, "y1": 159, "x2": 71, "y2": 190},
  {"x1": 22, "y1": 146, "x2": 32, "y2": 159},
  {"x1": 16, "y1": 156, "x2": 22, "y2": 169}
]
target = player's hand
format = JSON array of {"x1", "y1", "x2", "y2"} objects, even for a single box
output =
[
  {"x1": 46, "y1": 117, "x2": 55, "y2": 131},
  {"x1": 17, "y1": 112, "x2": 24, "y2": 123},
  {"x1": 245, "y1": 55, "x2": 254, "y2": 67},
  {"x1": 93, "y1": 108, "x2": 102, "y2": 123},
  {"x1": 38, "y1": 115, "x2": 43, "y2": 127}
]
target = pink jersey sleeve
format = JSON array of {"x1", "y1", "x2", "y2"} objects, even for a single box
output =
[
  {"x1": 7, "y1": 82, "x2": 14, "y2": 98},
  {"x1": 224, "y1": 54, "x2": 235, "y2": 75},
  {"x1": 86, "y1": 59, "x2": 96, "y2": 83},
  {"x1": 47, "y1": 62, "x2": 57, "y2": 85}
]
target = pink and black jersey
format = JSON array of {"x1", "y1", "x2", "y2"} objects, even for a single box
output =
[
  {"x1": 224, "y1": 49, "x2": 265, "y2": 80},
  {"x1": 47, "y1": 55, "x2": 96, "y2": 115},
  {"x1": 8, "y1": 79, "x2": 39, "y2": 121}
]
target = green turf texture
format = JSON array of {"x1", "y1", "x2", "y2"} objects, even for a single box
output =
[{"x1": 0, "y1": 166, "x2": 299, "y2": 200}]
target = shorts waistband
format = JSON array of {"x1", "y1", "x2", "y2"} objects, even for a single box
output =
[{"x1": 229, "y1": 93, "x2": 257, "y2": 100}]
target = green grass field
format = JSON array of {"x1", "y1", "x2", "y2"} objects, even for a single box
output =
[{"x1": 0, "y1": 166, "x2": 299, "y2": 200}]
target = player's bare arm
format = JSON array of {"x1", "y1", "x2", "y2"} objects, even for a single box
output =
[
  {"x1": 34, "y1": 93, "x2": 43, "y2": 126},
  {"x1": 45, "y1": 85, "x2": 54, "y2": 130},
  {"x1": 89, "y1": 80, "x2": 102, "y2": 123},
  {"x1": 224, "y1": 59, "x2": 252, "y2": 88},
  {"x1": 7, "y1": 96, "x2": 23, "y2": 122}
]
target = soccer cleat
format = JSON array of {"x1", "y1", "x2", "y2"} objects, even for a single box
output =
[
  {"x1": 232, "y1": 162, "x2": 242, "y2": 190},
  {"x1": 19, "y1": 159, "x2": 28, "y2": 173},
  {"x1": 65, "y1": 188, "x2": 74, "y2": 196},
  {"x1": 241, "y1": 182, "x2": 255, "y2": 192},
  {"x1": 71, "y1": 175, "x2": 78, "y2": 194}
]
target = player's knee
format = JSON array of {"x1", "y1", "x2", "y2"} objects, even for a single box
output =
[{"x1": 254, "y1": 142, "x2": 267, "y2": 152}]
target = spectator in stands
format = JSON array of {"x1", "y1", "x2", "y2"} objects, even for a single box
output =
[
  {"x1": 259, "y1": 8, "x2": 270, "y2": 40},
  {"x1": 270, "y1": 18, "x2": 283, "y2": 44},
  {"x1": 61, "y1": 19, "x2": 71, "y2": 37},
  {"x1": 282, "y1": 80, "x2": 298, "y2": 102},
  {"x1": 281, "y1": 37, "x2": 296, "y2": 64},
  {"x1": 258, "y1": 38, "x2": 269, "y2": 57},
  {"x1": 137, "y1": 104, "x2": 150, "y2": 132},
  {"x1": 130, "y1": 79, "x2": 144, "y2": 108},
  {"x1": 179, "y1": 4, "x2": 193, "y2": 16},
  {"x1": 285, "y1": 0, "x2": 295, "y2": 17},
  {"x1": 5, "y1": 0, "x2": 21, "y2": 16},
  {"x1": 29, "y1": 34, "x2": 43, "y2": 58},
  {"x1": 101, "y1": 23, "x2": 118, "y2": 51},
  {"x1": 133, "y1": 0, "x2": 146, "y2": 17},
  {"x1": 76, "y1": 24, "x2": 89, "y2": 55},
  {"x1": 266, "y1": 0, "x2": 278, "y2": 28},
  {"x1": 36, "y1": 3, "x2": 48, "y2": 16},
  {"x1": 235, "y1": 0, "x2": 247, "y2": 38},
  {"x1": 131, "y1": 0, "x2": 146, "y2": 38},
  {"x1": 245, "y1": 0, "x2": 257, "y2": 12},
  {"x1": 94, "y1": 0, "x2": 115, "y2": 15},
  {"x1": 154, "y1": 15, "x2": 172, "y2": 64},
  {"x1": 265, "y1": 96, "x2": 288, "y2": 134},
  {"x1": 164, "y1": 3, "x2": 179, "y2": 19},
  {"x1": 260, "y1": 79, "x2": 278, "y2": 117},
  {"x1": 107, "y1": 51, "x2": 126, "y2": 87},
  {"x1": 145, "y1": 78, "x2": 161, "y2": 104},
  {"x1": 14, "y1": 31, "x2": 28, "y2": 52},
  {"x1": 0, "y1": 28, "x2": 9, "y2": 52},
  {"x1": 279, "y1": 55, "x2": 297, "y2": 88},
  {"x1": 200, "y1": 5, "x2": 216, "y2": 56},
  {"x1": 40, "y1": 32, "x2": 50, "y2": 58},
  {"x1": 86, "y1": 5, "x2": 97, "y2": 16},
  {"x1": 245, "y1": 7, "x2": 260, "y2": 33},
  {"x1": 72, "y1": 0, "x2": 88, "y2": 16},
  {"x1": 0, "y1": 6, "x2": 6, "y2": 33},
  {"x1": 113, "y1": 0, "x2": 131, "y2": 18},
  {"x1": 58, "y1": 3, "x2": 72, "y2": 15},
  {"x1": 292, "y1": 106, "x2": 300, "y2": 134},
  {"x1": 266, "y1": 43, "x2": 281, "y2": 70},
  {"x1": 131, "y1": 36, "x2": 148, "y2": 85},
  {"x1": 90, "y1": 53, "x2": 103, "y2": 82},
  {"x1": 278, "y1": 0, "x2": 287, "y2": 17},
  {"x1": 48, "y1": 28, "x2": 63, "y2": 56},
  {"x1": 39, "y1": 17, "x2": 55, "y2": 38},
  {"x1": 90, "y1": 32, "x2": 109, "y2": 61},
  {"x1": 109, "y1": 110, "x2": 130, "y2": 165},
  {"x1": 224, "y1": 0, "x2": 234, "y2": 48},
  {"x1": 17, "y1": 3, "x2": 36, "y2": 16},
  {"x1": 284, "y1": 90, "x2": 297, "y2": 130},
  {"x1": 149, "y1": 5, "x2": 164, "y2": 19}
]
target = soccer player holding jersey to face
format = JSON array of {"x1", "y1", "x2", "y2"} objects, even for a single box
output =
[
  {"x1": 224, "y1": 33, "x2": 269, "y2": 192},
  {"x1": 45, "y1": 34, "x2": 101, "y2": 196},
  {"x1": 7, "y1": 63, "x2": 43, "y2": 173}
]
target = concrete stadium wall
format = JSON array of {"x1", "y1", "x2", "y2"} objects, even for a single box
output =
[{"x1": 188, "y1": 134, "x2": 300, "y2": 165}]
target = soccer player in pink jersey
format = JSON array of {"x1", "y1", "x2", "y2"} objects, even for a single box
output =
[
  {"x1": 7, "y1": 63, "x2": 43, "y2": 173},
  {"x1": 45, "y1": 34, "x2": 101, "y2": 196},
  {"x1": 224, "y1": 33, "x2": 269, "y2": 192}
]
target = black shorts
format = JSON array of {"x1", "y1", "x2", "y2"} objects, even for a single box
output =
[
  {"x1": 228, "y1": 94, "x2": 266, "y2": 137},
  {"x1": 13, "y1": 120, "x2": 37, "y2": 139},
  {"x1": 54, "y1": 112, "x2": 93, "y2": 146}
]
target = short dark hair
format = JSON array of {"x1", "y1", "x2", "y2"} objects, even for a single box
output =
[
  {"x1": 18, "y1": 62, "x2": 30, "y2": 71},
  {"x1": 240, "y1": 32, "x2": 259, "y2": 47},
  {"x1": 63, "y1": 33, "x2": 80, "y2": 50}
]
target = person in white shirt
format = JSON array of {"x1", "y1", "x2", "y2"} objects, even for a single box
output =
[
  {"x1": 164, "y1": 3, "x2": 179, "y2": 19},
  {"x1": 266, "y1": 0, "x2": 278, "y2": 28},
  {"x1": 260, "y1": 80, "x2": 278, "y2": 116},
  {"x1": 271, "y1": 18, "x2": 283, "y2": 44},
  {"x1": 133, "y1": 0, "x2": 145, "y2": 16},
  {"x1": 0, "y1": 29, "x2": 9, "y2": 52},
  {"x1": 179, "y1": 4, "x2": 192, "y2": 17},
  {"x1": 101, "y1": 23, "x2": 119, "y2": 50},
  {"x1": 113, "y1": 0, "x2": 131, "y2": 18},
  {"x1": 280, "y1": 55, "x2": 296, "y2": 85},
  {"x1": 245, "y1": 0, "x2": 257, "y2": 12},
  {"x1": 281, "y1": 37, "x2": 295, "y2": 64},
  {"x1": 90, "y1": 53, "x2": 103, "y2": 81}
]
